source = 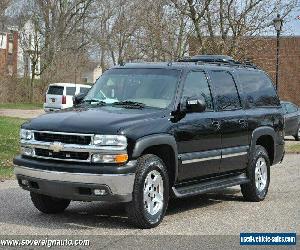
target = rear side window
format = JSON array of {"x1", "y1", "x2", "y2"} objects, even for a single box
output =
[
  {"x1": 209, "y1": 71, "x2": 241, "y2": 110},
  {"x1": 237, "y1": 71, "x2": 279, "y2": 107},
  {"x1": 80, "y1": 87, "x2": 90, "y2": 95},
  {"x1": 66, "y1": 87, "x2": 76, "y2": 96},
  {"x1": 182, "y1": 71, "x2": 213, "y2": 111},
  {"x1": 47, "y1": 86, "x2": 64, "y2": 95}
]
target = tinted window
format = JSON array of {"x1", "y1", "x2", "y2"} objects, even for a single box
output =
[
  {"x1": 66, "y1": 87, "x2": 76, "y2": 96},
  {"x1": 209, "y1": 71, "x2": 241, "y2": 110},
  {"x1": 80, "y1": 87, "x2": 90, "y2": 95},
  {"x1": 286, "y1": 103, "x2": 298, "y2": 113},
  {"x1": 182, "y1": 71, "x2": 213, "y2": 110},
  {"x1": 238, "y1": 71, "x2": 279, "y2": 107},
  {"x1": 47, "y1": 86, "x2": 64, "y2": 95}
]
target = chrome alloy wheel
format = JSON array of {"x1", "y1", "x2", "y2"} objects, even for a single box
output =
[
  {"x1": 255, "y1": 157, "x2": 268, "y2": 192},
  {"x1": 143, "y1": 170, "x2": 164, "y2": 216}
]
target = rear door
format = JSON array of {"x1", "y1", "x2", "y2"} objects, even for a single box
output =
[
  {"x1": 65, "y1": 86, "x2": 76, "y2": 107},
  {"x1": 46, "y1": 85, "x2": 64, "y2": 108},
  {"x1": 208, "y1": 70, "x2": 248, "y2": 173}
]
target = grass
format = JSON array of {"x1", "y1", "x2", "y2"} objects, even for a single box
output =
[
  {"x1": 0, "y1": 116, "x2": 27, "y2": 180},
  {"x1": 285, "y1": 143, "x2": 300, "y2": 154},
  {"x1": 0, "y1": 103, "x2": 43, "y2": 110}
]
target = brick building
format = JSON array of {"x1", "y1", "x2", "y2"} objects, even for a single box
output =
[
  {"x1": 0, "y1": 27, "x2": 18, "y2": 76},
  {"x1": 189, "y1": 36, "x2": 300, "y2": 105}
]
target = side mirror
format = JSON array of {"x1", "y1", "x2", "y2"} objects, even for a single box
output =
[
  {"x1": 186, "y1": 97, "x2": 206, "y2": 113},
  {"x1": 73, "y1": 93, "x2": 86, "y2": 106}
]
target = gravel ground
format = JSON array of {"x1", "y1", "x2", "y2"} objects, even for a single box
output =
[{"x1": 0, "y1": 109, "x2": 44, "y2": 119}]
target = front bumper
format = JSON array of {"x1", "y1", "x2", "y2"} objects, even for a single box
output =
[{"x1": 14, "y1": 164, "x2": 136, "y2": 202}]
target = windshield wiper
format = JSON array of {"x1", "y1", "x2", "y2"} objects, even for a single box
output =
[
  {"x1": 112, "y1": 100, "x2": 145, "y2": 109},
  {"x1": 83, "y1": 99, "x2": 106, "y2": 106}
]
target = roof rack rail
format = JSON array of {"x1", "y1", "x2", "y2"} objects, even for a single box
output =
[{"x1": 178, "y1": 55, "x2": 257, "y2": 69}]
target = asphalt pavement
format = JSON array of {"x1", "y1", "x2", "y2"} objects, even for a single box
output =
[{"x1": 0, "y1": 154, "x2": 299, "y2": 248}]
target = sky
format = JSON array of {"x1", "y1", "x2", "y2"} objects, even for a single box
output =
[{"x1": 285, "y1": 8, "x2": 300, "y2": 35}]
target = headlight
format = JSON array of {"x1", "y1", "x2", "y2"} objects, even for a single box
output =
[
  {"x1": 20, "y1": 129, "x2": 33, "y2": 140},
  {"x1": 93, "y1": 135, "x2": 127, "y2": 149}
]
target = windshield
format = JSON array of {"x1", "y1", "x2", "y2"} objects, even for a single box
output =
[{"x1": 84, "y1": 68, "x2": 180, "y2": 108}]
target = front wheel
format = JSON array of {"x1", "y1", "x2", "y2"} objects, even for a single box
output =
[
  {"x1": 126, "y1": 154, "x2": 169, "y2": 229},
  {"x1": 241, "y1": 145, "x2": 270, "y2": 202}
]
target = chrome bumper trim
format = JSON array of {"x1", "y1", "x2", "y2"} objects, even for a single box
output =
[{"x1": 14, "y1": 165, "x2": 135, "y2": 196}]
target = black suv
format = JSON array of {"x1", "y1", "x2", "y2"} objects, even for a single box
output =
[{"x1": 14, "y1": 55, "x2": 285, "y2": 228}]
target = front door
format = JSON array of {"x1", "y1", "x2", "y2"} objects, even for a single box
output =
[
  {"x1": 208, "y1": 70, "x2": 249, "y2": 173},
  {"x1": 173, "y1": 70, "x2": 222, "y2": 181}
]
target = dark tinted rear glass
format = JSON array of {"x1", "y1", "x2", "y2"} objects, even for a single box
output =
[
  {"x1": 209, "y1": 71, "x2": 241, "y2": 110},
  {"x1": 237, "y1": 71, "x2": 279, "y2": 107},
  {"x1": 66, "y1": 87, "x2": 76, "y2": 96},
  {"x1": 47, "y1": 86, "x2": 64, "y2": 95}
]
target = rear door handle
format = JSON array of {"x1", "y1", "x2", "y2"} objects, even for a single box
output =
[{"x1": 239, "y1": 119, "x2": 246, "y2": 124}]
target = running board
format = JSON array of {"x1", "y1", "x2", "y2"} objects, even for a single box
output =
[{"x1": 172, "y1": 173, "x2": 250, "y2": 198}]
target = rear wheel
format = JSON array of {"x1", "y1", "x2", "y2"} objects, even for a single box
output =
[
  {"x1": 30, "y1": 192, "x2": 70, "y2": 214},
  {"x1": 241, "y1": 145, "x2": 270, "y2": 201},
  {"x1": 294, "y1": 125, "x2": 300, "y2": 141},
  {"x1": 126, "y1": 154, "x2": 169, "y2": 229}
]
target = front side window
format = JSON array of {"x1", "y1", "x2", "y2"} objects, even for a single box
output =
[
  {"x1": 209, "y1": 71, "x2": 241, "y2": 110},
  {"x1": 84, "y1": 68, "x2": 180, "y2": 108},
  {"x1": 80, "y1": 87, "x2": 90, "y2": 95},
  {"x1": 182, "y1": 71, "x2": 213, "y2": 111}
]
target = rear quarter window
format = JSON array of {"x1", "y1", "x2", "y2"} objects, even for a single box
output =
[
  {"x1": 47, "y1": 86, "x2": 64, "y2": 95},
  {"x1": 237, "y1": 70, "x2": 280, "y2": 107}
]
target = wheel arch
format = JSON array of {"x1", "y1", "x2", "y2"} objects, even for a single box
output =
[
  {"x1": 250, "y1": 127, "x2": 275, "y2": 165},
  {"x1": 132, "y1": 134, "x2": 178, "y2": 185}
]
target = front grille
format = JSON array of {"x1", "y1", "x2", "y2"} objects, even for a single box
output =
[
  {"x1": 35, "y1": 148, "x2": 89, "y2": 161},
  {"x1": 34, "y1": 132, "x2": 91, "y2": 145}
]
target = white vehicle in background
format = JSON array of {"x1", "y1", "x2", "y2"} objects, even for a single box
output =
[{"x1": 44, "y1": 83, "x2": 91, "y2": 112}]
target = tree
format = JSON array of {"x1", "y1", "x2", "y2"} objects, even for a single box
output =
[{"x1": 170, "y1": 0, "x2": 298, "y2": 58}]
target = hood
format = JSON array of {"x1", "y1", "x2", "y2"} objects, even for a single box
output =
[{"x1": 22, "y1": 106, "x2": 168, "y2": 134}]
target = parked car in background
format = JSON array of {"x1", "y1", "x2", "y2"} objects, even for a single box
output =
[
  {"x1": 281, "y1": 101, "x2": 300, "y2": 141},
  {"x1": 44, "y1": 83, "x2": 91, "y2": 112}
]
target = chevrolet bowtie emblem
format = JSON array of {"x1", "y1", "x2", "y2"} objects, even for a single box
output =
[{"x1": 49, "y1": 142, "x2": 64, "y2": 152}]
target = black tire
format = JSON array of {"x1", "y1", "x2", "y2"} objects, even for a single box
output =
[
  {"x1": 294, "y1": 125, "x2": 300, "y2": 141},
  {"x1": 126, "y1": 154, "x2": 169, "y2": 229},
  {"x1": 30, "y1": 192, "x2": 70, "y2": 214},
  {"x1": 241, "y1": 145, "x2": 270, "y2": 202}
]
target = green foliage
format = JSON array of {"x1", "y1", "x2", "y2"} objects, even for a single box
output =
[{"x1": 0, "y1": 116, "x2": 27, "y2": 180}]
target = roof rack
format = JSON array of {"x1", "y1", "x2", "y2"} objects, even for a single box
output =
[{"x1": 178, "y1": 55, "x2": 257, "y2": 69}]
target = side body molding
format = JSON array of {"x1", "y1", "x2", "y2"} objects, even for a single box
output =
[{"x1": 132, "y1": 134, "x2": 179, "y2": 181}]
